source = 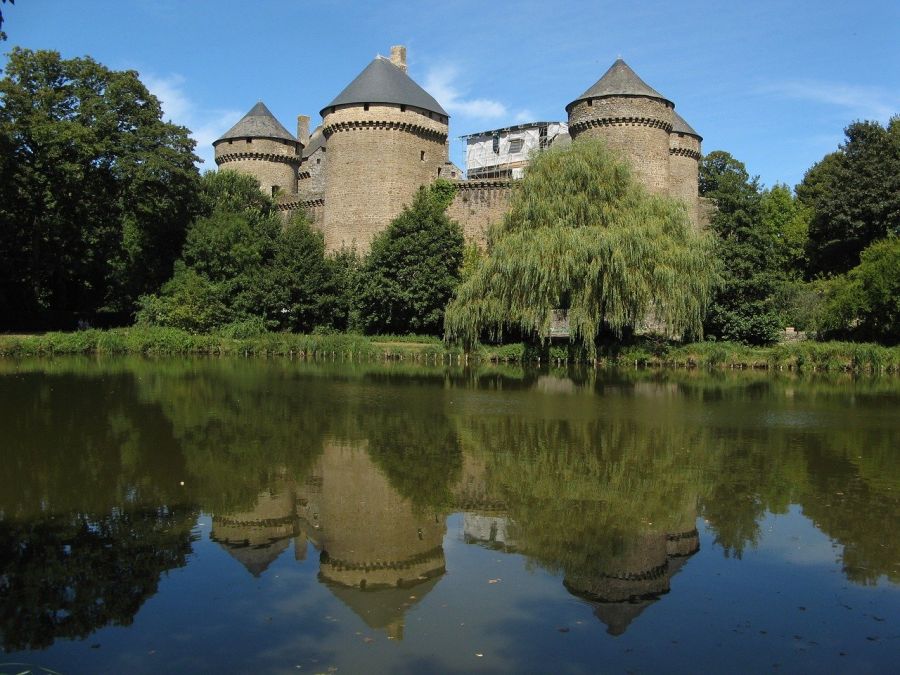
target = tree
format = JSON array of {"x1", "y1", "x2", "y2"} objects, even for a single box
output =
[
  {"x1": 269, "y1": 215, "x2": 338, "y2": 333},
  {"x1": 138, "y1": 171, "x2": 338, "y2": 334},
  {"x1": 357, "y1": 180, "x2": 464, "y2": 335},
  {"x1": 0, "y1": 48, "x2": 200, "y2": 320},
  {"x1": 0, "y1": 0, "x2": 12, "y2": 41},
  {"x1": 760, "y1": 183, "x2": 810, "y2": 275},
  {"x1": 798, "y1": 117, "x2": 900, "y2": 277},
  {"x1": 445, "y1": 139, "x2": 716, "y2": 356},
  {"x1": 700, "y1": 151, "x2": 787, "y2": 344},
  {"x1": 817, "y1": 237, "x2": 899, "y2": 344}
]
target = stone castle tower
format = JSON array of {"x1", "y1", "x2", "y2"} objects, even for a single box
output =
[
  {"x1": 213, "y1": 101, "x2": 303, "y2": 198},
  {"x1": 319, "y1": 46, "x2": 450, "y2": 251},
  {"x1": 566, "y1": 59, "x2": 702, "y2": 225},
  {"x1": 213, "y1": 50, "x2": 703, "y2": 250}
]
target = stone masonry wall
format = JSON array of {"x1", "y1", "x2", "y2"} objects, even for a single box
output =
[
  {"x1": 568, "y1": 96, "x2": 674, "y2": 195},
  {"x1": 298, "y1": 146, "x2": 326, "y2": 202},
  {"x1": 321, "y1": 103, "x2": 448, "y2": 253},
  {"x1": 215, "y1": 137, "x2": 300, "y2": 197},
  {"x1": 447, "y1": 180, "x2": 513, "y2": 247},
  {"x1": 668, "y1": 132, "x2": 701, "y2": 229}
]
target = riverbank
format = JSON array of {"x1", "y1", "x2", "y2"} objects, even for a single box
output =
[{"x1": 1, "y1": 327, "x2": 898, "y2": 373}]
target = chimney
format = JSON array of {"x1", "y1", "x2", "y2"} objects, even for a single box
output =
[
  {"x1": 297, "y1": 114, "x2": 310, "y2": 147},
  {"x1": 390, "y1": 45, "x2": 407, "y2": 73}
]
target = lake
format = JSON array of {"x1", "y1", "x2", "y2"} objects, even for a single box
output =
[{"x1": 1, "y1": 357, "x2": 898, "y2": 674}]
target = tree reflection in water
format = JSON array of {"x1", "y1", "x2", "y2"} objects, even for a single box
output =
[{"x1": 0, "y1": 357, "x2": 897, "y2": 650}]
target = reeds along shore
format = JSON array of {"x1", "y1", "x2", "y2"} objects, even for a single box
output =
[{"x1": 0, "y1": 328, "x2": 898, "y2": 373}]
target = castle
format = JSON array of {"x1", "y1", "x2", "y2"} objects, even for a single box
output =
[{"x1": 213, "y1": 46, "x2": 703, "y2": 253}]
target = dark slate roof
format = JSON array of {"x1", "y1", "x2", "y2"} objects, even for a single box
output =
[
  {"x1": 566, "y1": 59, "x2": 672, "y2": 111},
  {"x1": 214, "y1": 101, "x2": 297, "y2": 145},
  {"x1": 321, "y1": 56, "x2": 448, "y2": 118},
  {"x1": 302, "y1": 125, "x2": 326, "y2": 158},
  {"x1": 672, "y1": 111, "x2": 701, "y2": 139}
]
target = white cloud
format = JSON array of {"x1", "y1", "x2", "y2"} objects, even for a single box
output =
[
  {"x1": 513, "y1": 109, "x2": 535, "y2": 123},
  {"x1": 759, "y1": 80, "x2": 900, "y2": 122},
  {"x1": 145, "y1": 74, "x2": 242, "y2": 169},
  {"x1": 423, "y1": 64, "x2": 529, "y2": 122}
]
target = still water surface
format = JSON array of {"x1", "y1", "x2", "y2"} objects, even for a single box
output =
[{"x1": 1, "y1": 357, "x2": 898, "y2": 674}]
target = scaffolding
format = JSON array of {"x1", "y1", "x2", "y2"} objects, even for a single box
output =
[{"x1": 458, "y1": 121, "x2": 568, "y2": 180}]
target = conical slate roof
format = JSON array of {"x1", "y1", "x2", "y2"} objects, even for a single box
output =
[
  {"x1": 566, "y1": 59, "x2": 672, "y2": 112},
  {"x1": 321, "y1": 57, "x2": 448, "y2": 118},
  {"x1": 672, "y1": 111, "x2": 701, "y2": 139},
  {"x1": 214, "y1": 101, "x2": 297, "y2": 145}
]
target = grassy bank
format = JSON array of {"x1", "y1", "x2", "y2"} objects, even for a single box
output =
[
  {"x1": 0, "y1": 327, "x2": 460, "y2": 361},
  {"x1": 1, "y1": 328, "x2": 898, "y2": 373}
]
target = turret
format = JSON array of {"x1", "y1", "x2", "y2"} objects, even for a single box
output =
[
  {"x1": 566, "y1": 59, "x2": 674, "y2": 196},
  {"x1": 213, "y1": 101, "x2": 303, "y2": 198},
  {"x1": 320, "y1": 47, "x2": 450, "y2": 252},
  {"x1": 668, "y1": 111, "x2": 703, "y2": 228}
]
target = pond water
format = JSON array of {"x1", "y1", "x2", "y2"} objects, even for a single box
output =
[{"x1": 1, "y1": 357, "x2": 898, "y2": 674}]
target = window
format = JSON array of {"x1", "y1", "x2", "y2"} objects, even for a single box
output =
[
  {"x1": 400, "y1": 105, "x2": 406, "y2": 112},
  {"x1": 246, "y1": 139, "x2": 252, "y2": 144},
  {"x1": 364, "y1": 103, "x2": 369, "y2": 111},
  {"x1": 420, "y1": 150, "x2": 426, "y2": 161},
  {"x1": 437, "y1": 167, "x2": 442, "y2": 177},
  {"x1": 271, "y1": 186, "x2": 279, "y2": 196},
  {"x1": 316, "y1": 158, "x2": 321, "y2": 165},
  {"x1": 508, "y1": 138, "x2": 524, "y2": 153}
]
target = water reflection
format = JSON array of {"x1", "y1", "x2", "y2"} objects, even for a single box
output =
[{"x1": 0, "y1": 357, "x2": 898, "y2": 657}]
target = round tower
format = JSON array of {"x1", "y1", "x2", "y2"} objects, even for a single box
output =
[
  {"x1": 566, "y1": 59, "x2": 674, "y2": 195},
  {"x1": 668, "y1": 112, "x2": 703, "y2": 228},
  {"x1": 320, "y1": 47, "x2": 449, "y2": 252},
  {"x1": 213, "y1": 101, "x2": 302, "y2": 198}
]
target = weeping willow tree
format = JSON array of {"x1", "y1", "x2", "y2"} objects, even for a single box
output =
[{"x1": 445, "y1": 139, "x2": 717, "y2": 356}]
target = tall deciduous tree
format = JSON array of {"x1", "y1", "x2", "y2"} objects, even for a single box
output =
[
  {"x1": 137, "y1": 171, "x2": 336, "y2": 334},
  {"x1": 445, "y1": 140, "x2": 716, "y2": 356},
  {"x1": 357, "y1": 180, "x2": 464, "y2": 335},
  {"x1": 817, "y1": 236, "x2": 899, "y2": 344},
  {"x1": 700, "y1": 151, "x2": 788, "y2": 344},
  {"x1": 0, "y1": 48, "x2": 200, "y2": 319},
  {"x1": 798, "y1": 117, "x2": 900, "y2": 277}
]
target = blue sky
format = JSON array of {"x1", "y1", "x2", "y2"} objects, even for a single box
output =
[{"x1": 4, "y1": 0, "x2": 898, "y2": 188}]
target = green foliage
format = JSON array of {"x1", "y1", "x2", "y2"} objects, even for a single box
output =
[
  {"x1": 271, "y1": 215, "x2": 339, "y2": 332},
  {"x1": 817, "y1": 237, "x2": 900, "y2": 344},
  {"x1": 137, "y1": 171, "x2": 337, "y2": 333},
  {"x1": 760, "y1": 183, "x2": 810, "y2": 274},
  {"x1": 0, "y1": 48, "x2": 200, "y2": 317},
  {"x1": 357, "y1": 180, "x2": 464, "y2": 335},
  {"x1": 700, "y1": 151, "x2": 789, "y2": 345},
  {"x1": 446, "y1": 139, "x2": 717, "y2": 357},
  {"x1": 798, "y1": 117, "x2": 900, "y2": 276},
  {"x1": 196, "y1": 168, "x2": 275, "y2": 218},
  {"x1": 325, "y1": 245, "x2": 362, "y2": 331}
]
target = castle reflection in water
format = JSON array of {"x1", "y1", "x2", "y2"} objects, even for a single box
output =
[{"x1": 210, "y1": 442, "x2": 699, "y2": 638}]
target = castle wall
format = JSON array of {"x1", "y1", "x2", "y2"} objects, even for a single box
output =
[
  {"x1": 447, "y1": 180, "x2": 513, "y2": 247},
  {"x1": 298, "y1": 147, "x2": 326, "y2": 202},
  {"x1": 321, "y1": 103, "x2": 448, "y2": 253},
  {"x1": 567, "y1": 97, "x2": 674, "y2": 195},
  {"x1": 668, "y1": 133, "x2": 702, "y2": 229},
  {"x1": 215, "y1": 136, "x2": 300, "y2": 197},
  {"x1": 276, "y1": 197, "x2": 324, "y2": 229}
]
